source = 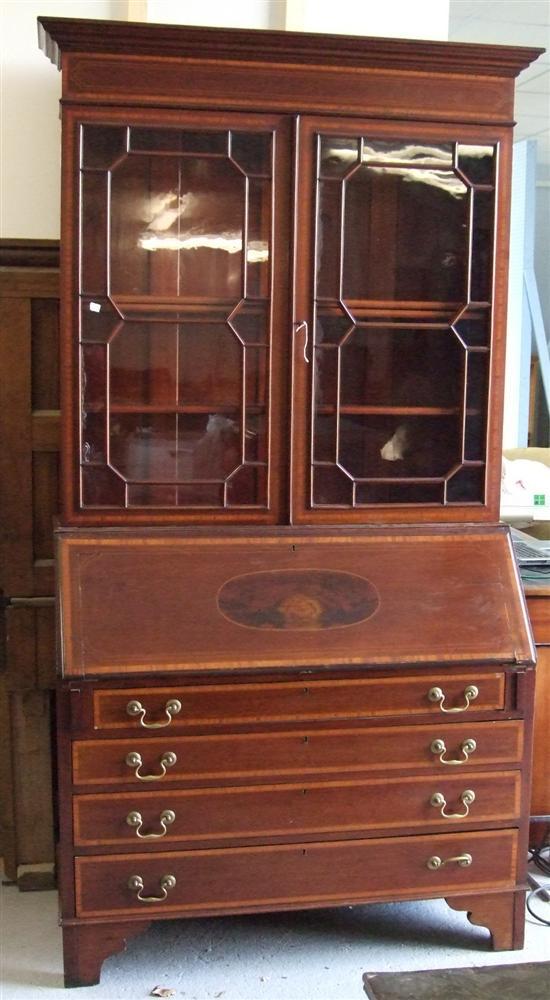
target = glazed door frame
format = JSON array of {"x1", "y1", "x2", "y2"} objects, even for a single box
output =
[
  {"x1": 290, "y1": 116, "x2": 512, "y2": 525},
  {"x1": 60, "y1": 105, "x2": 292, "y2": 526}
]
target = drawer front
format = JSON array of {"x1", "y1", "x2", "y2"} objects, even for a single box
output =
[
  {"x1": 73, "y1": 771, "x2": 522, "y2": 848},
  {"x1": 90, "y1": 672, "x2": 507, "y2": 732},
  {"x1": 72, "y1": 720, "x2": 524, "y2": 787},
  {"x1": 74, "y1": 828, "x2": 518, "y2": 917}
]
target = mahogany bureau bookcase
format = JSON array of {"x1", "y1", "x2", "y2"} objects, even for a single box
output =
[{"x1": 38, "y1": 17, "x2": 543, "y2": 988}]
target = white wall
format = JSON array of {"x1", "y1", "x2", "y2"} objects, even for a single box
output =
[
  {"x1": 285, "y1": 0, "x2": 449, "y2": 39},
  {"x1": 0, "y1": 0, "x2": 450, "y2": 238},
  {"x1": 0, "y1": 1, "x2": 128, "y2": 239},
  {"x1": 147, "y1": 1, "x2": 278, "y2": 29}
]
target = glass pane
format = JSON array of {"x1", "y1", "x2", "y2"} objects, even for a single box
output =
[
  {"x1": 227, "y1": 464, "x2": 267, "y2": 506},
  {"x1": 342, "y1": 163, "x2": 468, "y2": 302},
  {"x1": 110, "y1": 155, "x2": 245, "y2": 299},
  {"x1": 81, "y1": 172, "x2": 108, "y2": 294},
  {"x1": 77, "y1": 124, "x2": 274, "y2": 514},
  {"x1": 181, "y1": 413, "x2": 241, "y2": 481},
  {"x1": 316, "y1": 181, "x2": 341, "y2": 299},
  {"x1": 80, "y1": 298, "x2": 122, "y2": 343},
  {"x1": 245, "y1": 347, "x2": 267, "y2": 407},
  {"x1": 453, "y1": 309, "x2": 490, "y2": 347},
  {"x1": 230, "y1": 301, "x2": 268, "y2": 344},
  {"x1": 314, "y1": 347, "x2": 339, "y2": 408},
  {"x1": 312, "y1": 466, "x2": 353, "y2": 506},
  {"x1": 470, "y1": 189, "x2": 494, "y2": 302},
  {"x1": 313, "y1": 415, "x2": 337, "y2": 463},
  {"x1": 81, "y1": 465, "x2": 125, "y2": 507},
  {"x1": 362, "y1": 139, "x2": 454, "y2": 166},
  {"x1": 127, "y1": 484, "x2": 177, "y2": 506},
  {"x1": 81, "y1": 125, "x2": 127, "y2": 169},
  {"x1": 356, "y1": 482, "x2": 444, "y2": 504},
  {"x1": 82, "y1": 344, "x2": 106, "y2": 411},
  {"x1": 316, "y1": 306, "x2": 353, "y2": 346},
  {"x1": 130, "y1": 128, "x2": 227, "y2": 155},
  {"x1": 179, "y1": 323, "x2": 242, "y2": 407},
  {"x1": 110, "y1": 323, "x2": 178, "y2": 407},
  {"x1": 244, "y1": 413, "x2": 266, "y2": 463},
  {"x1": 177, "y1": 483, "x2": 224, "y2": 506},
  {"x1": 109, "y1": 414, "x2": 178, "y2": 482},
  {"x1": 339, "y1": 415, "x2": 460, "y2": 479},
  {"x1": 339, "y1": 327, "x2": 463, "y2": 408},
  {"x1": 446, "y1": 465, "x2": 485, "y2": 503},
  {"x1": 231, "y1": 132, "x2": 272, "y2": 175},
  {"x1": 457, "y1": 144, "x2": 495, "y2": 186},
  {"x1": 82, "y1": 411, "x2": 106, "y2": 465},
  {"x1": 464, "y1": 351, "x2": 489, "y2": 461},
  {"x1": 319, "y1": 136, "x2": 359, "y2": 178},
  {"x1": 246, "y1": 178, "x2": 270, "y2": 298}
]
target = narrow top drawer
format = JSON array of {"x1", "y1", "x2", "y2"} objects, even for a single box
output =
[{"x1": 90, "y1": 672, "x2": 507, "y2": 732}]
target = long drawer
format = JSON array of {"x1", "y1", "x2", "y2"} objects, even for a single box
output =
[
  {"x1": 74, "y1": 828, "x2": 519, "y2": 918},
  {"x1": 73, "y1": 771, "x2": 521, "y2": 848},
  {"x1": 72, "y1": 720, "x2": 524, "y2": 787},
  {"x1": 89, "y1": 672, "x2": 507, "y2": 733}
]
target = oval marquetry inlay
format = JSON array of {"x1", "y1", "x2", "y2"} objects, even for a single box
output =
[{"x1": 217, "y1": 569, "x2": 379, "y2": 631}]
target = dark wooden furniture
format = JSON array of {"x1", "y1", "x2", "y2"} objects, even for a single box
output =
[
  {"x1": 524, "y1": 587, "x2": 550, "y2": 845},
  {"x1": 37, "y1": 16, "x2": 543, "y2": 988},
  {"x1": 0, "y1": 240, "x2": 60, "y2": 885}
]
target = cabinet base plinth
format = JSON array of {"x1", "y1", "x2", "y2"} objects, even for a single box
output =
[
  {"x1": 62, "y1": 921, "x2": 151, "y2": 988},
  {"x1": 445, "y1": 891, "x2": 526, "y2": 951}
]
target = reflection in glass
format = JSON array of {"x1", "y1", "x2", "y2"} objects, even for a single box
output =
[
  {"x1": 110, "y1": 156, "x2": 245, "y2": 299},
  {"x1": 362, "y1": 140, "x2": 453, "y2": 166}
]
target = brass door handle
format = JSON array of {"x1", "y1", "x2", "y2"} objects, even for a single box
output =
[
  {"x1": 428, "y1": 685, "x2": 479, "y2": 713},
  {"x1": 126, "y1": 809, "x2": 176, "y2": 838},
  {"x1": 124, "y1": 751, "x2": 177, "y2": 781},
  {"x1": 126, "y1": 698, "x2": 182, "y2": 728},
  {"x1": 430, "y1": 738, "x2": 477, "y2": 765},
  {"x1": 127, "y1": 873, "x2": 176, "y2": 902},
  {"x1": 430, "y1": 789, "x2": 475, "y2": 819},
  {"x1": 427, "y1": 853, "x2": 473, "y2": 870}
]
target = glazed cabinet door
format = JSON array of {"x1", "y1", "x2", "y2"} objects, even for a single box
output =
[
  {"x1": 62, "y1": 108, "x2": 291, "y2": 524},
  {"x1": 291, "y1": 118, "x2": 511, "y2": 524}
]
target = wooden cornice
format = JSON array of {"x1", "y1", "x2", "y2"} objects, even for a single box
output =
[{"x1": 38, "y1": 16, "x2": 543, "y2": 79}]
